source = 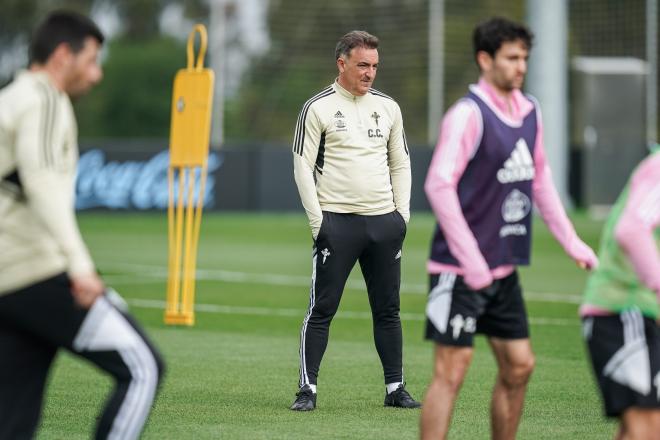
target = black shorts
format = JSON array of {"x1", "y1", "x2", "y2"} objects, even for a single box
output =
[
  {"x1": 583, "y1": 309, "x2": 660, "y2": 417},
  {"x1": 0, "y1": 273, "x2": 164, "y2": 439},
  {"x1": 425, "y1": 271, "x2": 529, "y2": 346}
]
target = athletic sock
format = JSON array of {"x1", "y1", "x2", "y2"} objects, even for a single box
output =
[
  {"x1": 308, "y1": 384, "x2": 317, "y2": 394},
  {"x1": 386, "y1": 382, "x2": 402, "y2": 394}
]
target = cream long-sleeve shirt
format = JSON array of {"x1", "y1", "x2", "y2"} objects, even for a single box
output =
[
  {"x1": 0, "y1": 70, "x2": 95, "y2": 294},
  {"x1": 292, "y1": 81, "x2": 411, "y2": 237}
]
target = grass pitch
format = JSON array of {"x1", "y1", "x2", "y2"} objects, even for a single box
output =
[{"x1": 37, "y1": 212, "x2": 617, "y2": 439}]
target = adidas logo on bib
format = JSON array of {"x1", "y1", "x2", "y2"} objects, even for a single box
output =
[{"x1": 496, "y1": 138, "x2": 535, "y2": 184}]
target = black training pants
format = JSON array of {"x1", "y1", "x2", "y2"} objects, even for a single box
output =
[
  {"x1": 297, "y1": 211, "x2": 407, "y2": 386},
  {"x1": 0, "y1": 274, "x2": 165, "y2": 440}
]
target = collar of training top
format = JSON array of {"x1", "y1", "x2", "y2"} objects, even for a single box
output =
[
  {"x1": 17, "y1": 69, "x2": 63, "y2": 96},
  {"x1": 332, "y1": 79, "x2": 368, "y2": 101}
]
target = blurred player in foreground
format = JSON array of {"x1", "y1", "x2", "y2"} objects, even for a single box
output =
[
  {"x1": 420, "y1": 17, "x2": 598, "y2": 439},
  {"x1": 581, "y1": 148, "x2": 660, "y2": 440},
  {"x1": 0, "y1": 10, "x2": 164, "y2": 439}
]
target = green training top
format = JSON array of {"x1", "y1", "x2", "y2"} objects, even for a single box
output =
[{"x1": 582, "y1": 151, "x2": 660, "y2": 319}]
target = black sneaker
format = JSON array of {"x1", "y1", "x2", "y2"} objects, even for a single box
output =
[
  {"x1": 290, "y1": 385, "x2": 316, "y2": 411},
  {"x1": 384, "y1": 383, "x2": 421, "y2": 408}
]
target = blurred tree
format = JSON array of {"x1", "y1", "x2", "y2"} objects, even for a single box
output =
[
  {"x1": 0, "y1": 0, "x2": 92, "y2": 42},
  {"x1": 75, "y1": 36, "x2": 185, "y2": 138},
  {"x1": 224, "y1": 0, "x2": 429, "y2": 144},
  {"x1": 116, "y1": 0, "x2": 162, "y2": 39},
  {"x1": 1, "y1": 0, "x2": 654, "y2": 143},
  {"x1": 443, "y1": 1, "x2": 525, "y2": 111},
  {"x1": 0, "y1": 0, "x2": 40, "y2": 40}
]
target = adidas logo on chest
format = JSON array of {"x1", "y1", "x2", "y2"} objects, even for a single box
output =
[{"x1": 496, "y1": 138, "x2": 535, "y2": 184}]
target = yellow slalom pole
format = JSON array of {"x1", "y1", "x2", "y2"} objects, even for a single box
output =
[
  {"x1": 180, "y1": 168, "x2": 196, "y2": 323},
  {"x1": 173, "y1": 168, "x2": 187, "y2": 317},
  {"x1": 186, "y1": 166, "x2": 208, "y2": 316},
  {"x1": 166, "y1": 167, "x2": 177, "y2": 316},
  {"x1": 165, "y1": 24, "x2": 215, "y2": 326}
]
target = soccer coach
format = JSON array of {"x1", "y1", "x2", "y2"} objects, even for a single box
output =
[{"x1": 290, "y1": 30, "x2": 420, "y2": 411}]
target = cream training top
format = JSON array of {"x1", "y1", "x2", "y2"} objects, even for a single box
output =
[
  {"x1": 292, "y1": 81, "x2": 411, "y2": 237},
  {"x1": 0, "y1": 70, "x2": 95, "y2": 294}
]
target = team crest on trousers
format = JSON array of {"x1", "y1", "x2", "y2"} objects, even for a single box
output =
[{"x1": 321, "y1": 248, "x2": 331, "y2": 264}]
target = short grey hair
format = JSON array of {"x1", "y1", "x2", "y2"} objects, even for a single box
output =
[{"x1": 335, "y1": 30, "x2": 379, "y2": 60}]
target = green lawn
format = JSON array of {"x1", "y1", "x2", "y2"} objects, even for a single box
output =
[{"x1": 36, "y1": 212, "x2": 617, "y2": 439}]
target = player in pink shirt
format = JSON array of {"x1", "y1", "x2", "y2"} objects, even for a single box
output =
[
  {"x1": 581, "y1": 149, "x2": 660, "y2": 439},
  {"x1": 420, "y1": 17, "x2": 598, "y2": 439}
]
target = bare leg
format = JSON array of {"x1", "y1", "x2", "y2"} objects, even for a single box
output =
[
  {"x1": 488, "y1": 337, "x2": 535, "y2": 440},
  {"x1": 617, "y1": 408, "x2": 660, "y2": 440},
  {"x1": 420, "y1": 344, "x2": 473, "y2": 440}
]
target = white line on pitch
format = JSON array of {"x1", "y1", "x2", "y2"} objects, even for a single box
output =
[
  {"x1": 126, "y1": 298, "x2": 579, "y2": 327},
  {"x1": 100, "y1": 262, "x2": 583, "y2": 304}
]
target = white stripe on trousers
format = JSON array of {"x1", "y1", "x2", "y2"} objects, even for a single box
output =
[
  {"x1": 602, "y1": 307, "x2": 652, "y2": 395},
  {"x1": 73, "y1": 297, "x2": 159, "y2": 440},
  {"x1": 298, "y1": 250, "x2": 318, "y2": 387},
  {"x1": 621, "y1": 308, "x2": 645, "y2": 345},
  {"x1": 426, "y1": 273, "x2": 457, "y2": 334},
  {"x1": 112, "y1": 343, "x2": 158, "y2": 440}
]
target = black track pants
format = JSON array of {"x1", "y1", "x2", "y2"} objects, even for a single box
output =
[
  {"x1": 0, "y1": 274, "x2": 165, "y2": 440},
  {"x1": 297, "y1": 211, "x2": 406, "y2": 386}
]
